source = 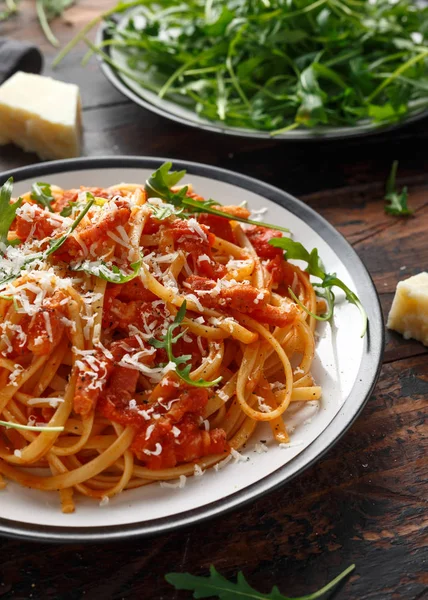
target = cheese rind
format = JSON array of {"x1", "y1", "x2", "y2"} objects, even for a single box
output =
[
  {"x1": 387, "y1": 272, "x2": 428, "y2": 346},
  {"x1": 0, "y1": 71, "x2": 81, "y2": 160}
]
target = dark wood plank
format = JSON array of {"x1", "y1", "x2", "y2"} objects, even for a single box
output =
[{"x1": 2, "y1": 97, "x2": 428, "y2": 197}]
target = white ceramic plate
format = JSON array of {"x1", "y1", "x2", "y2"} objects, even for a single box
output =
[
  {"x1": 0, "y1": 157, "x2": 384, "y2": 541},
  {"x1": 97, "y1": 15, "x2": 428, "y2": 141}
]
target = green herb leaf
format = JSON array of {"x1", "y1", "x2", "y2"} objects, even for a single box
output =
[
  {"x1": 60, "y1": 200, "x2": 79, "y2": 217},
  {"x1": 270, "y1": 237, "x2": 367, "y2": 337},
  {"x1": 266, "y1": 237, "x2": 325, "y2": 279},
  {"x1": 31, "y1": 182, "x2": 55, "y2": 212},
  {"x1": 42, "y1": 0, "x2": 75, "y2": 19},
  {"x1": 288, "y1": 286, "x2": 334, "y2": 322},
  {"x1": 145, "y1": 162, "x2": 187, "y2": 201},
  {"x1": 296, "y1": 66, "x2": 328, "y2": 128},
  {"x1": 149, "y1": 203, "x2": 186, "y2": 220},
  {"x1": 149, "y1": 300, "x2": 222, "y2": 388},
  {"x1": 0, "y1": 419, "x2": 64, "y2": 433},
  {"x1": 182, "y1": 197, "x2": 290, "y2": 234},
  {"x1": 45, "y1": 193, "x2": 95, "y2": 258},
  {"x1": 0, "y1": 178, "x2": 22, "y2": 248},
  {"x1": 75, "y1": 260, "x2": 142, "y2": 283},
  {"x1": 57, "y1": 0, "x2": 428, "y2": 133},
  {"x1": 166, "y1": 564, "x2": 355, "y2": 599},
  {"x1": 384, "y1": 161, "x2": 413, "y2": 217},
  {"x1": 145, "y1": 163, "x2": 290, "y2": 233}
]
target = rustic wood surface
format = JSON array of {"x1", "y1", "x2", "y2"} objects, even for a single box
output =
[{"x1": 0, "y1": 2, "x2": 427, "y2": 599}]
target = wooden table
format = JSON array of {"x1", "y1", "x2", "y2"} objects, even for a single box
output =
[{"x1": 0, "y1": 3, "x2": 427, "y2": 599}]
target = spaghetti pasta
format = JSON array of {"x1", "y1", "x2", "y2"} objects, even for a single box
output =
[{"x1": 0, "y1": 165, "x2": 327, "y2": 512}]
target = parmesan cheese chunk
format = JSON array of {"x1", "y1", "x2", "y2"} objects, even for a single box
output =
[
  {"x1": 387, "y1": 272, "x2": 428, "y2": 346},
  {"x1": 0, "y1": 72, "x2": 81, "y2": 160}
]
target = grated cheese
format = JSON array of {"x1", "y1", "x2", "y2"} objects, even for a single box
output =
[
  {"x1": 279, "y1": 441, "x2": 305, "y2": 449},
  {"x1": 137, "y1": 407, "x2": 155, "y2": 420},
  {"x1": 193, "y1": 464, "x2": 204, "y2": 477},
  {"x1": 254, "y1": 442, "x2": 269, "y2": 454},
  {"x1": 9, "y1": 364, "x2": 24, "y2": 386},
  {"x1": 216, "y1": 390, "x2": 229, "y2": 402},
  {"x1": 253, "y1": 291, "x2": 265, "y2": 305},
  {"x1": 231, "y1": 448, "x2": 249, "y2": 463},
  {"x1": 256, "y1": 395, "x2": 272, "y2": 413},
  {"x1": 143, "y1": 443, "x2": 163, "y2": 456},
  {"x1": 158, "y1": 398, "x2": 179, "y2": 411},
  {"x1": 145, "y1": 424, "x2": 155, "y2": 440},
  {"x1": 186, "y1": 218, "x2": 209, "y2": 242},
  {"x1": 271, "y1": 381, "x2": 285, "y2": 391},
  {"x1": 159, "y1": 475, "x2": 187, "y2": 489},
  {"x1": 59, "y1": 315, "x2": 76, "y2": 333},
  {"x1": 213, "y1": 454, "x2": 233, "y2": 471},
  {"x1": 249, "y1": 207, "x2": 268, "y2": 221},
  {"x1": 28, "y1": 397, "x2": 64, "y2": 408},
  {"x1": 184, "y1": 294, "x2": 205, "y2": 312}
]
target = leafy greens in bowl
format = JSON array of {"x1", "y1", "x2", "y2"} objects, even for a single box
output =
[{"x1": 56, "y1": 0, "x2": 428, "y2": 139}]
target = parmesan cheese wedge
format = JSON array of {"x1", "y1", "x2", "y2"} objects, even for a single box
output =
[
  {"x1": 387, "y1": 272, "x2": 428, "y2": 346},
  {"x1": 0, "y1": 71, "x2": 81, "y2": 160}
]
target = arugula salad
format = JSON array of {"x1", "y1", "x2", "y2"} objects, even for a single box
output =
[{"x1": 56, "y1": 0, "x2": 428, "y2": 135}]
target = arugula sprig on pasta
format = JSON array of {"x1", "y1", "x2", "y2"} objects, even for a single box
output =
[
  {"x1": 31, "y1": 182, "x2": 55, "y2": 212},
  {"x1": 0, "y1": 419, "x2": 64, "y2": 433},
  {"x1": 145, "y1": 162, "x2": 290, "y2": 233},
  {"x1": 74, "y1": 260, "x2": 142, "y2": 284},
  {"x1": 0, "y1": 191, "x2": 95, "y2": 285},
  {"x1": 0, "y1": 178, "x2": 22, "y2": 248},
  {"x1": 149, "y1": 301, "x2": 222, "y2": 388},
  {"x1": 269, "y1": 237, "x2": 367, "y2": 338},
  {"x1": 166, "y1": 564, "x2": 355, "y2": 599}
]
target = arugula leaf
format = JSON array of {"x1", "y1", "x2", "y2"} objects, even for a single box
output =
[
  {"x1": 149, "y1": 202, "x2": 186, "y2": 221},
  {"x1": 0, "y1": 419, "x2": 64, "y2": 433},
  {"x1": 146, "y1": 162, "x2": 187, "y2": 199},
  {"x1": 75, "y1": 260, "x2": 142, "y2": 283},
  {"x1": 31, "y1": 182, "x2": 55, "y2": 213},
  {"x1": 288, "y1": 286, "x2": 334, "y2": 322},
  {"x1": 0, "y1": 178, "x2": 22, "y2": 248},
  {"x1": 166, "y1": 564, "x2": 355, "y2": 599},
  {"x1": 60, "y1": 200, "x2": 79, "y2": 217},
  {"x1": 145, "y1": 163, "x2": 290, "y2": 233},
  {"x1": 296, "y1": 66, "x2": 328, "y2": 128},
  {"x1": 149, "y1": 300, "x2": 222, "y2": 388},
  {"x1": 384, "y1": 161, "x2": 413, "y2": 217},
  {"x1": 267, "y1": 238, "x2": 325, "y2": 279},
  {"x1": 42, "y1": 0, "x2": 75, "y2": 19},
  {"x1": 182, "y1": 197, "x2": 290, "y2": 234},
  {"x1": 56, "y1": 0, "x2": 428, "y2": 133},
  {"x1": 44, "y1": 193, "x2": 95, "y2": 258},
  {"x1": 270, "y1": 237, "x2": 367, "y2": 337}
]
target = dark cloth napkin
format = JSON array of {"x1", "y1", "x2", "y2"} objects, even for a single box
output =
[{"x1": 0, "y1": 37, "x2": 43, "y2": 85}]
